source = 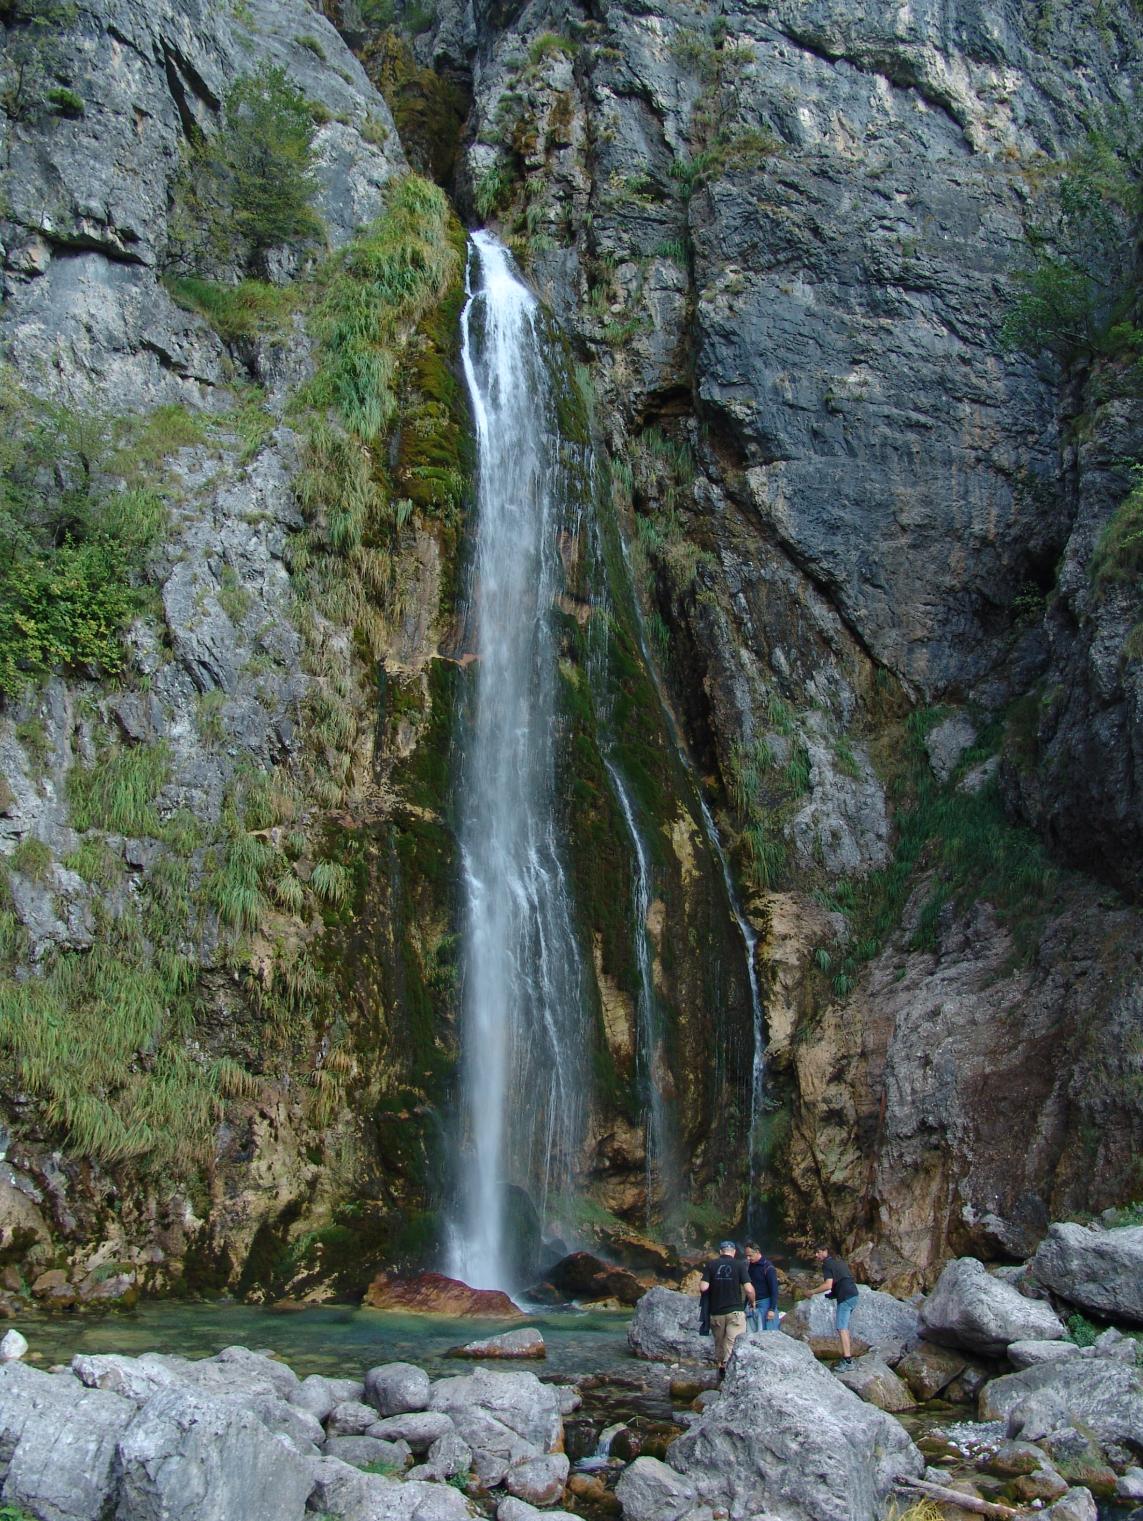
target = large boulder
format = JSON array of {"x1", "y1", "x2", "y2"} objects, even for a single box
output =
[
  {"x1": 291, "y1": 1374, "x2": 367, "y2": 1423},
  {"x1": 116, "y1": 1381, "x2": 312, "y2": 1521},
  {"x1": 1032, "y1": 1223, "x2": 1143, "y2": 1324},
  {"x1": 428, "y1": 1368, "x2": 562, "y2": 1456},
  {"x1": 979, "y1": 1354, "x2": 1143, "y2": 1451},
  {"x1": 504, "y1": 1453, "x2": 570, "y2": 1506},
  {"x1": 367, "y1": 1412, "x2": 458, "y2": 1453},
  {"x1": 307, "y1": 1455, "x2": 475, "y2": 1521},
  {"x1": 364, "y1": 1273, "x2": 522, "y2": 1318},
  {"x1": 789, "y1": 1285, "x2": 921, "y2": 1360},
  {"x1": 894, "y1": 1341, "x2": 968, "y2": 1400},
  {"x1": 920, "y1": 1257, "x2": 1065, "y2": 1355},
  {"x1": 627, "y1": 1288, "x2": 710, "y2": 1363},
  {"x1": 0, "y1": 1360, "x2": 136, "y2": 1521},
  {"x1": 546, "y1": 1253, "x2": 645, "y2": 1307},
  {"x1": 617, "y1": 1335, "x2": 922, "y2": 1521}
]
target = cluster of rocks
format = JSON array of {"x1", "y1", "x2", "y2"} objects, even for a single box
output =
[
  {"x1": 0, "y1": 1344, "x2": 580, "y2": 1521},
  {"x1": 626, "y1": 1219, "x2": 1143, "y2": 1516}
]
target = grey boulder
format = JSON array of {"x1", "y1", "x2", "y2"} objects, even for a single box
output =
[
  {"x1": 920, "y1": 1257, "x2": 1065, "y2": 1355},
  {"x1": 291, "y1": 1374, "x2": 367, "y2": 1423},
  {"x1": 833, "y1": 1355, "x2": 915, "y2": 1412},
  {"x1": 0, "y1": 1360, "x2": 135, "y2": 1521},
  {"x1": 618, "y1": 1335, "x2": 922, "y2": 1521},
  {"x1": 1032, "y1": 1223, "x2": 1143, "y2": 1325},
  {"x1": 368, "y1": 1412, "x2": 458, "y2": 1452},
  {"x1": 306, "y1": 1456, "x2": 474, "y2": 1521},
  {"x1": 116, "y1": 1380, "x2": 312, "y2": 1521},
  {"x1": 322, "y1": 1435, "x2": 413, "y2": 1469},
  {"x1": 1008, "y1": 1340, "x2": 1083, "y2": 1370},
  {"x1": 329, "y1": 1399, "x2": 387, "y2": 1437},
  {"x1": 790, "y1": 1285, "x2": 921, "y2": 1361},
  {"x1": 979, "y1": 1355, "x2": 1143, "y2": 1450},
  {"x1": 366, "y1": 1363, "x2": 432, "y2": 1417},
  {"x1": 504, "y1": 1453, "x2": 569, "y2": 1506},
  {"x1": 627, "y1": 1288, "x2": 710, "y2": 1363},
  {"x1": 428, "y1": 1368, "x2": 562, "y2": 1455}
]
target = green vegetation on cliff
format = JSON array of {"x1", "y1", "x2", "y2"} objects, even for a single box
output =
[
  {"x1": 0, "y1": 386, "x2": 174, "y2": 695},
  {"x1": 1003, "y1": 114, "x2": 1142, "y2": 367}
]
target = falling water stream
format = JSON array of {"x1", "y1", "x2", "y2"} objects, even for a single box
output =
[
  {"x1": 448, "y1": 233, "x2": 768, "y2": 1286},
  {"x1": 447, "y1": 233, "x2": 589, "y2": 1291}
]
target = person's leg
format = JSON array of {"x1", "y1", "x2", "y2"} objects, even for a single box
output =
[
  {"x1": 835, "y1": 1295, "x2": 858, "y2": 1363},
  {"x1": 712, "y1": 1313, "x2": 729, "y2": 1370},
  {"x1": 723, "y1": 1310, "x2": 747, "y2": 1365}
]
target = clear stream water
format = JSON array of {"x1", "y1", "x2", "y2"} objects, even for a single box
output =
[{"x1": 12, "y1": 1303, "x2": 636, "y2": 1386}]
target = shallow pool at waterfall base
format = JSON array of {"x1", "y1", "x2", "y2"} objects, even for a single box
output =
[{"x1": 7, "y1": 1301, "x2": 648, "y2": 1397}]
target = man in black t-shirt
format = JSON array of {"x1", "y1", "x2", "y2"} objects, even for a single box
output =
[
  {"x1": 700, "y1": 1240, "x2": 756, "y2": 1376},
  {"x1": 806, "y1": 1244, "x2": 860, "y2": 1367}
]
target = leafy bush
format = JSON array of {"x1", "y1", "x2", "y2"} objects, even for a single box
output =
[
  {"x1": 1066, "y1": 1311, "x2": 1099, "y2": 1347},
  {"x1": 0, "y1": 385, "x2": 170, "y2": 695},
  {"x1": 0, "y1": 0, "x2": 77, "y2": 119}
]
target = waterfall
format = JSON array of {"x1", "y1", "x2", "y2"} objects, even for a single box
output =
[
  {"x1": 610, "y1": 531, "x2": 769, "y2": 1226},
  {"x1": 447, "y1": 233, "x2": 588, "y2": 1292},
  {"x1": 604, "y1": 759, "x2": 677, "y2": 1222}
]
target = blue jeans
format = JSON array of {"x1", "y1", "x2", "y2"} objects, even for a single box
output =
[{"x1": 749, "y1": 1299, "x2": 779, "y2": 1331}]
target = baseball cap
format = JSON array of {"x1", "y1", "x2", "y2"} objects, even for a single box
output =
[{"x1": 718, "y1": 1239, "x2": 737, "y2": 1251}]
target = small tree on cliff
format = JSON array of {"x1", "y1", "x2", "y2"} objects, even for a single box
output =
[
  {"x1": 1002, "y1": 111, "x2": 1143, "y2": 364},
  {"x1": 170, "y1": 64, "x2": 323, "y2": 276}
]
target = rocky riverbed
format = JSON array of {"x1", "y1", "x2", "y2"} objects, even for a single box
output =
[{"x1": 7, "y1": 1220, "x2": 1143, "y2": 1521}]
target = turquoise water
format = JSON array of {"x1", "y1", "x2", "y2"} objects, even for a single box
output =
[{"x1": 11, "y1": 1302, "x2": 637, "y2": 1387}]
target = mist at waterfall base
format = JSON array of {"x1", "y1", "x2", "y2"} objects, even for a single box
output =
[{"x1": 445, "y1": 233, "x2": 770, "y2": 1293}]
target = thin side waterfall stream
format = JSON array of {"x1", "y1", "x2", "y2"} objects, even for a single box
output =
[
  {"x1": 604, "y1": 759, "x2": 676, "y2": 1223},
  {"x1": 447, "y1": 233, "x2": 588, "y2": 1291}
]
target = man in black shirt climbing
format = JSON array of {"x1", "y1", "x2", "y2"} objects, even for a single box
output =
[
  {"x1": 806, "y1": 1244, "x2": 860, "y2": 1368},
  {"x1": 700, "y1": 1240, "x2": 756, "y2": 1377}
]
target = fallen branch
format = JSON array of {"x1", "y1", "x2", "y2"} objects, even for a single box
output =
[{"x1": 895, "y1": 1474, "x2": 1024, "y2": 1517}]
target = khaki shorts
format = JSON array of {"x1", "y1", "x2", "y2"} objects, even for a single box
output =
[{"x1": 711, "y1": 1309, "x2": 747, "y2": 1367}]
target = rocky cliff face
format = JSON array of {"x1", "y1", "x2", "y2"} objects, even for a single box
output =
[
  {"x1": 432, "y1": 0, "x2": 1143, "y2": 1280},
  {"x1": 0, "y1": 0, "x2": 1141, "y2": 1302}
]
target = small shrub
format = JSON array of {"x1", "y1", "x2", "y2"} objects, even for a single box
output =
[
  {"x1": 295, "y1": 33, "x2": 326, "y2": 58},
  {"x1": 14, "y1": 716, "x2": 51, "y2": 773},
  {"x1": 45, "y1": 84, "x2": 82, "y2": 115},
  {"x1": 10, "y1": 836, "x2": 52, "y2": 882},
  {"x1": 310, "y1": 859, "x2": 351, "y2": 906},
  {"x1": 528, "y1": 31, "x2": 576, "y2": 66},
  {"x1": 474, "y1": 163, "x2": 513, "y2": 221},
  {"x1": 1066, "y1": 1311, "x2": 1100, "y2": 1347},
  {"x1": 1093, "y1": 470, "x2": 1143, "y2": 587},
  {"x1": 170, "y1": 64, "x2": 323, "y2": 275}
]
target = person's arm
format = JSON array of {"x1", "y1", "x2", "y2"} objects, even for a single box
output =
[
  {"x1": 699, "y1": 1278, "x2": 710, "y2": 1293},
  {"x1": 741, "y1": 1261, "x2": 756, "y2": 1306},
  {"x1": 806, "y1": 1276, "x2": 834, "y2": 1298}
]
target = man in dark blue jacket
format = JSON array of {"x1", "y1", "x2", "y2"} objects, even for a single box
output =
[{"x1": 744, "y1": 1242, "x2": 780, "y2": 1331}]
